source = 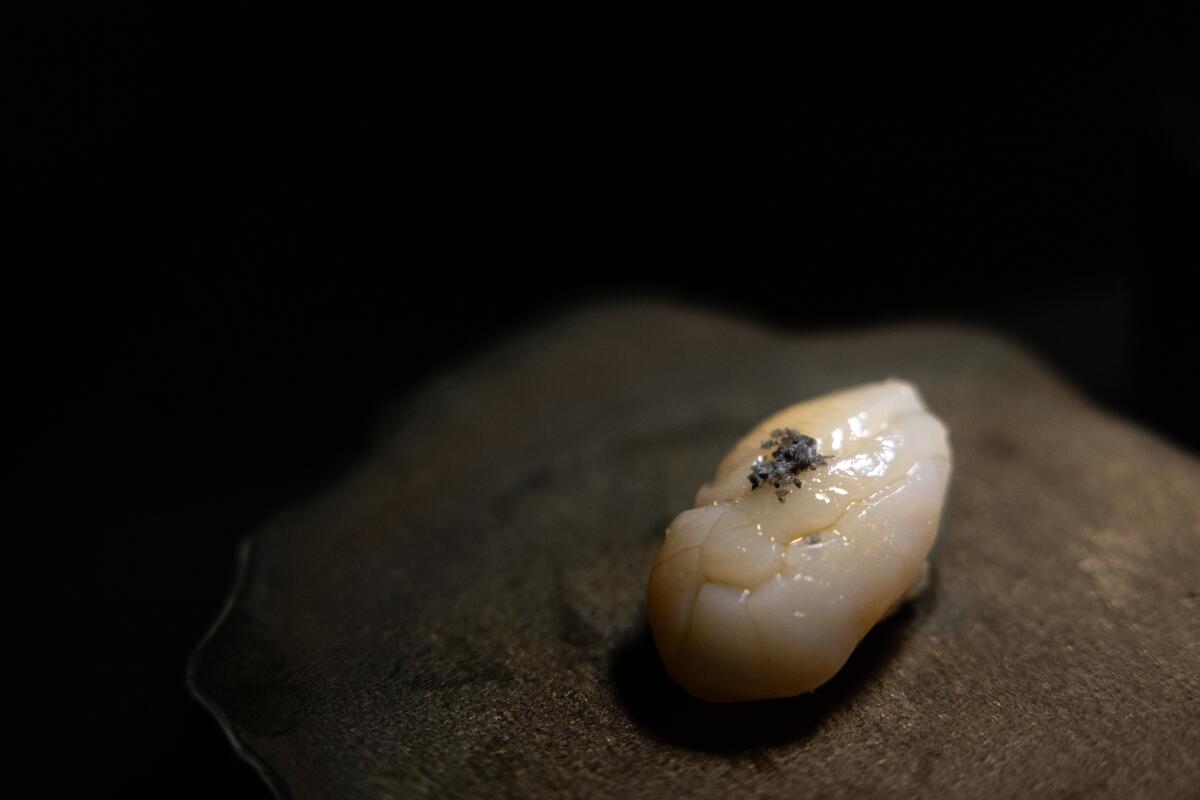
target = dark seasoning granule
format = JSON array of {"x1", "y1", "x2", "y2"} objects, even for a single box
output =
[{"x1": 748, "y1": 428, "x2": 828, "y2": 502}]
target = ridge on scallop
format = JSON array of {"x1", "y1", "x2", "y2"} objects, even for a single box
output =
[{"x1": 647, "y1": 379, "x2": 951, "y2": 702}]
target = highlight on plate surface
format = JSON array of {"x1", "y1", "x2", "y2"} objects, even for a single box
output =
[{"x1": 646, "y1": 380, "x2": 952, "y2": 702}]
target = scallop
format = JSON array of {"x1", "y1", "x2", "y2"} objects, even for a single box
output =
[{"x1": 646, "y1": 379, "x2": 951, "y2": 702}]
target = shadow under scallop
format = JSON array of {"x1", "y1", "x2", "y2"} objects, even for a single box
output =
[{"x1": 609, "y1": 580, "x2": 934, "y2": 753}]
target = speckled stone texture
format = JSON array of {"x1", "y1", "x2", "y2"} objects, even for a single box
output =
[{"x1": 191, "y1": 303, "x2": 1200, "y2": 799}]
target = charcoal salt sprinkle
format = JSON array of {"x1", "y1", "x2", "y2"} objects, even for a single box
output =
[{"x1": 748, "y1": 427, "x2": 827, "y2": 501}]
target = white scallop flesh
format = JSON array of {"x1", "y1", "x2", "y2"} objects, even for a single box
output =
[{"x1": 646, "y1": 379, "x2": 951, "y2": 702}]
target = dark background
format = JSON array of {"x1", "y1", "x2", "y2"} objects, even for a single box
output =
[{"x1": 10, "y1": 5, "x2": 1199, "y2": 798}]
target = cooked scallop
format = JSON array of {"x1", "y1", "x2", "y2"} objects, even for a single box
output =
[{"x1": 646, "y1": 379, "x2": 951, "y2": 702}]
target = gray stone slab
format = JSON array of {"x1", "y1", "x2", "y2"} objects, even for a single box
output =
[{"x1": 190, "y1": 303, "x2": 1200, "y2": 799}]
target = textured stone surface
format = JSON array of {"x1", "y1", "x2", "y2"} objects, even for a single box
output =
[{"x1": 191, "y1": 303, "x2": 1200, "y2": 799}]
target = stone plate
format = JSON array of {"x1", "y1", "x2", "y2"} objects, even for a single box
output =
[{"x1": 190, "y1": 303, "x2": 1200, "y2": 799}]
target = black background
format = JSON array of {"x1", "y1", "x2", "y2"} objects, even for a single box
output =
[{"x1": 11, "y1": 5, "x2": 1200, "y2": 797}]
